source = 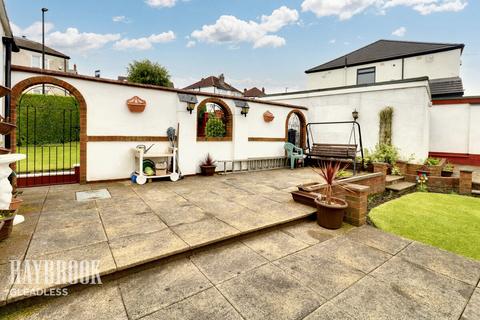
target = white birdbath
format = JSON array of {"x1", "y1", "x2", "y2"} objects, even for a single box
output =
[{"x1": 0, "y1": 154, "x2": 26, "y2": 210}]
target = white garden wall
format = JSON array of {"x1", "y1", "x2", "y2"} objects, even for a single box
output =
[
  {"x1": 264, "y1": 79, "x2": 432, "y2": 162},
  {"x1": 12, "y1": 69, "x2": 307, "y2": 182}
]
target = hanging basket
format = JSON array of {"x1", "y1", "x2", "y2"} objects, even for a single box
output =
[
  {"x1": 0, "y1": 116, "x2": 16, "y2": 135},
  {"x1": 127, "y1": 96, "x2": 147, "y2": 113},
  {"x1": 263, "y1": 111, "x2": 274, "y2": 123}
]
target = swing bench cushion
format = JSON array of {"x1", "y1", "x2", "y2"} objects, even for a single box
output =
[{"x1": 306, "y1": 143, "x2": 357, "y2": 161}]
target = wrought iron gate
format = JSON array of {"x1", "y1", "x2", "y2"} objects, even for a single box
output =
[{"x1": 16, "y1": 89, "x2": 81, "y2": 187}]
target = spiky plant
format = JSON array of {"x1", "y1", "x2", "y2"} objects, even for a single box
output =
[
  {"x1": 314, "y1": 162, "x2": 351, "y2": 205},
  {"x1": 201, "y1": 153, "x2": 216, "y2": 166}
]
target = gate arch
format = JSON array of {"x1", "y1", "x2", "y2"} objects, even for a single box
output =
[
  {"x1": 285, "y1": 109, "x2": 307, "y2": 149},
  {"x1": 11, "y1": 76, "x2": 87, "y2": 184}
]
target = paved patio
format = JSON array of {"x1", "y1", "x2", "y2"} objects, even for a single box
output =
[
  {"x1": 0, "y1": 222, "x2": 478, "y2": 320},
  {"x1": 0, "y1": 168, "x2": 320, "y2": 304}
]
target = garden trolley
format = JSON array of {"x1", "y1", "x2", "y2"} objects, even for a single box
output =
[{"x1": 132, "y1": 146, "x2": 179, "y2": 184}]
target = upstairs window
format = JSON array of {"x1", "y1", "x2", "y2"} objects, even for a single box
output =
[
  {"x1": 357, "y1": 67, "x2": 375, "y2": 85},
  {"x1": 31, "y1": 55, "x2": 41, "y2": 68}
]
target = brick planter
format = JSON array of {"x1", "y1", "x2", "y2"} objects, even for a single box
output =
[{"x1": 406, "y1": 158, "x2": 446, "y2": 176}]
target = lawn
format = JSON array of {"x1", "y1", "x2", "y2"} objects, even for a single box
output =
[
  {"x1": 369, "y1": 192, "x2": 480, "y2": 260},
  {"x1": 16, "y1": 143, "x2": 80, "y2": 173}
]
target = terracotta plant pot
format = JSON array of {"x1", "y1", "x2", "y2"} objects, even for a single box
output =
[
  {"x1": 0, "y1": 119, "x2": 16, "y2": 135},
  {"x1": 0, "y1": 218, "x2": 14, "y2": 241},
  {"x1": 127, "y1": 96, "x2": 147, "y2": 113},
  {"x1": 9, "y1": 197, "x2": 23, "y2": 211},
  {"x1": 314, "y1": 197, "x2": 348, "y2": 229},
  {"x1": 441, "y1": 171, "x2": 453, "y2": 177},
  {"x1": 200, "y1": 165, "x2": 216, "y2": 176},
  {"x1": 263, "y1": 111, "x2": 274, "y2": 122}
]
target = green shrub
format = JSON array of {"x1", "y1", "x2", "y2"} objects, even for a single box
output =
[
  {"x1": 379, "y1": 107, "x2": 393, "y2": 145},
  {"x1": 363, "y1": 144, "x2": 399, "y2": 165},
  {"x1": 17, "y1": 94, "x2": 80, "y2": 146},
  {"x1": 424, "y1": 157, "x2": 440, "y2": 166},
  {"x1": 205, "y1": 117, "x2": 226, "y2": 137}
]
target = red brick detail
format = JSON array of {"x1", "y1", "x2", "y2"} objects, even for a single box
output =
[
  {"x1": 87, "y1": 136, "x2": 169, "y2": 142},
  {"x1": 432, "y1": 97, "x2": 480, "y2": 105},
  {"x1": 395, "y1": 160, "x2": 407, "y2": 176},
  {"x1": 429, "y1": 152, "x2": 480, "y2": 166},
  {"x1": 404, "y1": 174, "x2": 459, "y2": 193},
  {"x1": 285, "y1": 109, "x2": 307, "y2": 149},
  {"x1": 11, "y1": 76, "x2": 88, "y2": 184},
  {"x1": 459, "y1": 170, "x2": 473, "y2": 195},
  {"x1": 373, "y1": 162, "x2": 388, "y2": 176}
]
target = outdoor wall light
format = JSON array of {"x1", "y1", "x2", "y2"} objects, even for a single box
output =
[
  {"x1": 352, "y1": 109, "x2": 359, "y2": 121},
  {"x1": 234, "y1": 100, "x2": 250, "y2": 117},
  {"x1": 186, "y1": 103, "x2": 195, "y2": 114}
]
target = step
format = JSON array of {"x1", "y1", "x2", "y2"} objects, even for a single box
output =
[
  {"x1": 386, "y1": 181, "x2": 416, "y2": 192},
  {"x1": 472, "y1": 190, "x2": 480, "y2": 197},
  {"x1": 386, "y1": 175, "x2": 405, "y2": 186}
]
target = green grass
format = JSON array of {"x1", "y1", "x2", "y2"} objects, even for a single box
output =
[
  {"x1": 16, "y1": 142, "x2": 80, "y2": 173},
  {"x1": 370, "y1": 192, "x2": 480, "y2": 260}
]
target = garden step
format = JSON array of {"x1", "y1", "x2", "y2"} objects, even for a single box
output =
[
  {"x1": 386, "y1": 175, "x2": 405, "y2": 186},
  {"x1": 472, "y1": 190, "x2": 480, "y2": 197},
  {"x1": 386, "y1": 181, "x2": 416, "y2": 192}
]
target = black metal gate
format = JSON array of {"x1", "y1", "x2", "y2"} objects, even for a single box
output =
[{"x1": 16, "y1": 88, "x2": 81, "y2": 187}]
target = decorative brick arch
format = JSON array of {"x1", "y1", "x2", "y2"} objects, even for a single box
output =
[
  {"x1": 285, "y1": 109, "x2": 307, "y2": 149},
  {"x1": 196, "y1": 97, "x2": 233, "y2": 141},
  {"x1": 11, "y1": 76, "x2": 87, "y2": 183}
]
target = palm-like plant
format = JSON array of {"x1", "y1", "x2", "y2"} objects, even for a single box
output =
[{"x1": 314, "y1": 161, "x2": 349, "y2": 205}]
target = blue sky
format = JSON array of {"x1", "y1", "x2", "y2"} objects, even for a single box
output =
[{"x1": 6, "y1": 0, "x2": 480, "y2": 94}]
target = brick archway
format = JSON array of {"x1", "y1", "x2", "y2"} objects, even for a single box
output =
[
  {"x1": 285, "y1": 109, "x2": 307, "y2": 149},
  {"x1": 11, "y1": 76, "x2": 87, "y2": 184},
  {"x1": 196, "y1": 97, "x2": 233, "y2": 141}
]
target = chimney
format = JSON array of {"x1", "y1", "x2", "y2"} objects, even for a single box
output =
[
  {"x1": 244, "y1": 88, "x2": 247, "y2": 93},
  {"x1": 262, "y1": 87, "x2": 265, "y2": 94},
  {"x1": 22, "y1": 35, "x2": 27, "y2": 39},
  {"x1": 219, "y1": 73, "x2": 225, "y2": 84}
]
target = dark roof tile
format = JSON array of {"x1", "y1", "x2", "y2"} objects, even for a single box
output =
[{"x1": 14, "y1": 36, "x2": 70, "y2": 59}]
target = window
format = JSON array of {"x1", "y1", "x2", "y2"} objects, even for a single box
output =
[
  {"x1": 196, "y1": 98, "x2": 232, "y2": 141},
  {"x1": 357, "y1": 67, "x2": 375, "y2": 85},
  {"x1": 31, "y1": 55, "x2": 41, "y2": 68}
]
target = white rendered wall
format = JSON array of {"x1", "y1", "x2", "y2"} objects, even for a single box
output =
[
  {"x1": 264, "y1": 80, "x2": 431, "y2": 162},
  {"x1": 429, "y1": 103, "x2": 480, "y2": 155},
  {"x1": 12, "y1": 70, "x2": 305, "y2": 181},
  {"x1": 307, "y1": 49, "x2": 461, "y2": 90}
]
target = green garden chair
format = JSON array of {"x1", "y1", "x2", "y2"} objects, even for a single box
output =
[{"x1": 284, "y1": 142, "x2": 304, "y2": 169}]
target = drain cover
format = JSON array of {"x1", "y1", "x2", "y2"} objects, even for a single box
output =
[{"x1": 76, "y1": 189, "x2": 111, "y2": 201}]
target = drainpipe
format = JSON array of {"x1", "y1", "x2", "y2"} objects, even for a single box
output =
[
  {"x1": 401, "y1": 58, "x2": 405, "y2": 80},
  {"x1": 2, "y1": 37, "x2": 16, "y2": 149}
]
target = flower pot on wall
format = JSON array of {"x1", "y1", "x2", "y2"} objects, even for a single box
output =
[
  {"x1": 127, "y1": 96, "x2": 147, "y2": 113},
  {"x1": 0, "y1": 117, "x2": 16, "y2": 135},
  {"x1": 315, "y1": 197, "x2": 348, "y2": 229},
  {"x1": 263, "y1": 111, "x2": 274, "y2": 123}
]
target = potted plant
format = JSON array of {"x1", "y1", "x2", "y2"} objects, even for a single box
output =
[
  {"x1": 314, "y1": 162, "x2": 349, "y2": 230},
  {"x1": 441, "y1": 162, "x2": 454, "y2": 177},
  {"x1": 416, "y1": 165, "x2": 430, "y2": 176},
  {"x1": 200, "y1": 153, "x2": 216, "y2": 176}
]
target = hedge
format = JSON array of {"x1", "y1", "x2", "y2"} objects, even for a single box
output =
[{"x1": 17, "y1": 94, "x2": 80, "y2": 146}]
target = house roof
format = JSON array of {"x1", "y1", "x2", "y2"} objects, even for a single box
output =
[
  {"x1": 14, "y1": 36, "x2": 70, "y2": 59},
  {"x1": 429, "y1": 77, "x2": 464, "y2": 98},
  {"x1": 184, "y1": 74, "x2": 242, "y2": 93},
  {"x1": 305, "y1": 40, "x2": 465, "y2": 74},
  {"x1": 244, "y1": 87, "x2": 266, "y2": 98}
]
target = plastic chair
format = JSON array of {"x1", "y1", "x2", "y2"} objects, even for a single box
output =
[{"x1": 284, "y1": 142, "x2": 304, "y2": 169}]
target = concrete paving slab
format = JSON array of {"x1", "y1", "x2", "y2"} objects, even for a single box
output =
[
  {"x1": 242, "y1": 230, "x2": 308, "y2": 261},
  {"x1": 36, "y1": 209, "x2": 100, "y2": 230},
  {"x1": 0, "y1": 263, "x2": 13, "y2": 306},
  {"x1": 118, "y1": 258, "x2": 212, "y2": 319},
  {"x1": 1, "y1": 284, "x2": 127, "y2": 320},
  {"x1": 304, "y1": 275, "x2": 432, "y2": 320},
  {"x1": 346, "y1": 225, "x2": 411, "y2": 254},
  {"x1": 171, "y1": 217, "x2": 239, "y2": 247},
  {"x1": 461, "y1": 288, "x2": 480, "y2": 320},
  {"x1": 8, "y1": 241, "x2": 116, "y2": 303},
  {"x1": 141, "y1": 287, "x2": 242, "y2": 320},
  {"x1": 398, "y1": 241, "x2": 480, "y2": 286},
  {"x1": 100, "y1": 210, "x2": 167, "y2": 240},
  {"x1": 370, "y1": 256, "x2": 474, "y2": 319},
  {"x1": 281, "y1": 220, "x2": 353, "y2": 246},
  {"x1": 154, "y1": 204, "x2": 208, "y2": 227},
  {"x1": 75, "y1": 188, "x2": 111, "y2": 201},
  {"x1": 108, "y1": 228, "x2": 188, "y2": 270},
  {"x1": 191, "y1": 241, "x2": 267, "y2": 284},
  {"x1": 97, "y1": 200, "x2": 151, "y2": 216},
  {"x1": 315, "y1": 236, "x2": 392, "y2": 273},
  {"x1": 217, "y1": 263, "x2": 325, "y2": 320},
  {"x1": 274, "y1": 246, "x2": 365, "y2": 300}
]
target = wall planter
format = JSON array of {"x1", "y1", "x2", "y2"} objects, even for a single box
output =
[
  {"x1": 0, "y1": 117, "x2": 16, "y2": 135},
  {"x1": 263, "y1": 111, "x2": 274, "y2": 122},
  {"x1": 127, "y1": 96, "x2": 147, "y2": 113}
]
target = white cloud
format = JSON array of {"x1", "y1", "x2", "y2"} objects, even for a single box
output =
[
  {"x1": 114, "y1": 31, "x2": 176, "y2": 50},
  {"x1": 186, "y1": 40, "x2": 196, "y2": 48},
  {"x1": 329, "y1": 39, "x2": 336, "y2": 44},
  {"x1": 48, "y1": 28, "x2": 121, "y2": 53},
  {"x1": 11, "y1": 22, "x2": 120, "y2": 53},
  {"x1": 392, "y1": 26, "x2": 407, "y2": 36},
  {"x1": 112, "y1": 16, "x2": 130, "y2": 23},
  {"x1": 301, "y1": 0, "x2": 468, "y2": 20},
  {"x1": 145, "y1": 0, "x2": 176, "y2": 8},
  {"x1": 191, "y1": 6, "x2": 298, "y2": 49}
]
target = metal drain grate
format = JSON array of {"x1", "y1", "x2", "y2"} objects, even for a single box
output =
[{"x1": 75, "y1": 189, "x2": 111, "y2": 201}]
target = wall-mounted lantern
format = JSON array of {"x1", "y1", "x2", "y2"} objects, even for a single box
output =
[
  {"x1": 352, "y1": 109, "x2": 359, "y2": 121},
  {"x1": 234, "y1": 100, "x2": 250, "y2": 117},
  {"x1": 178, "y1": 93, "x2": 198, "y2": 114}
]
